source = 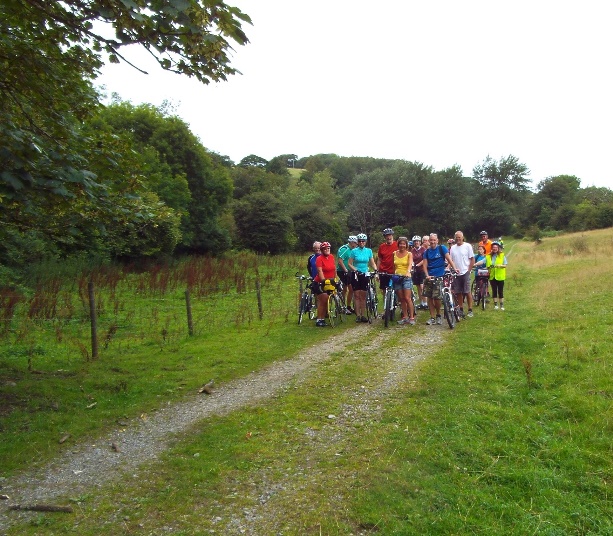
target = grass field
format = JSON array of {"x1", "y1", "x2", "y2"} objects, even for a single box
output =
[{"x1": 1, "y1": 230, "x2": 612, "y2": 534}]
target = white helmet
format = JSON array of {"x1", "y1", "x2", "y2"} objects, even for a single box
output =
[
  {"x1": 412, "y1": 235, "x2": 421, "y2": 242},
  {"x1": 356, "y1": 233, "x2": 367, "y2": 241},
  {"x1": 348, "y1": 235, "x2": 358, "y2": 243}
]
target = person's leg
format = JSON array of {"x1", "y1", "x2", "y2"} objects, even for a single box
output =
[
  {"x1": 499, "y1": 281, "x2": 505, "y2": 309},
  {"x1": 491, "y1": 280, "x2": 500, "y2": 308},
  {"x1": 354, "y1": 290, "x2": 366, "y2": 319},
  {"x1": 316, "y1": 292, "x2": 328, "y2": 321}
]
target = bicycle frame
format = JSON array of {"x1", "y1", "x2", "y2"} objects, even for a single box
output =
[{"x1": 295, "y1": 273, "x2": 315, "y2": 324}]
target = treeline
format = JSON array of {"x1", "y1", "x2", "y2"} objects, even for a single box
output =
[{"x1": 3, "y1": 100, "x2": 613, "y2": 289}]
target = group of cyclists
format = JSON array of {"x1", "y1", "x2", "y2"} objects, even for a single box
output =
[{"x1": 306, "y1": 228, "x2": 508, "y2": 327}]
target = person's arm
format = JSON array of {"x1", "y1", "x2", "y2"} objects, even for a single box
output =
[
  {"x1": 338, "y1": 255, "x2": 349, "y2": 272},
  {"x1": 423, "y1": 255, "x2": 430, "y2": 278},
  {"x1": 406, "y1": 252, "x2": 413, "y2": 277},
  {"x1": 468, "y1": 254, "x2": 475, "y2": 272},
  {"x1": 369, "y1": 252, "x2": 377, "y2": 273},
  {"x1": 347, "y1": 252, "x2": 356, "y2": 272},
  {"x1": 317, "y1": 266, "x2": 325, "y2": 281},
  {"x1": 445, "y1": 253, "x2": 458, "y2": 272}
]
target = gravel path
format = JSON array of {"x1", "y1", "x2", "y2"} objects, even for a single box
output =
[{"x1": 0, "y1": 323, "x2": 444, "y2": 533}]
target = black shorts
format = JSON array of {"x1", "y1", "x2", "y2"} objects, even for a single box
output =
[
  {"x1": 351, "y1": 272, "x2": 370, "y2": 291},
  {"x1": 337, "y1": 270, "x2": 352, "y2": 287},
  {"x1": 412, "y1": 270, "x2": 425, "y2": 286},
  {"x1": 378, "y1": 273, "x2": 392, "y2": 291}
]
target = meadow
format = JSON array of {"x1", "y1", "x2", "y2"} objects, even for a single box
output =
[{"x1": 1, "y1": 230, "x2": 612, "y2": 534}]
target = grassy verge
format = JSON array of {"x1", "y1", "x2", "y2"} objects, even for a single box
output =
[
  {"x1": 0, "y1": 253, "x2": 354, "y2": 476},
  {"x1": 3, "y1": 230, "x2": 613, "y2": 534}
]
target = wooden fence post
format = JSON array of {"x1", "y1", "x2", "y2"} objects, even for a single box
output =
[
  {"x1": 255, "y1": 279, "x2": 263, "y2": 320},
  {"x1": 185, "y1": 289, "x2": 194, "y2": 336},
  {"x1": 88, "y1": 281, "x2": 98, "y2": 359}
]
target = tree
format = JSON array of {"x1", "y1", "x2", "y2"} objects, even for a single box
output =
[
  {"x1": 233, "y1": 192, "x2": 295, "y2": 253},
  {"x1": 529, "y1": 175, "x2": 580, "y2": 229},
  {"x1": 95, "y1": 101, "x2": 233, "y2": 253},
  {"x1": 238, "y1": 154, "x2": 268, "y2": 168},
  {"x1": 472, "y1": 155, "x2": 531, "y2": 204},
  {"x1": 1, "y1": 0, "x2": 250, "y2": 232},
  {"x1": 472, "y1": 155, "x2": 532, "y2": 233}
]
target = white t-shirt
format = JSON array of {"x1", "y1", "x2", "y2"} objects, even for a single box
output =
[{"x1": 450, "y1": 242, "x2": 475, "y2": 275}]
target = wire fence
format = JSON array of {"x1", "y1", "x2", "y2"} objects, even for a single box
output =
[{"x1": 1, "y1": 260, "x2": 305, "y2": 366}]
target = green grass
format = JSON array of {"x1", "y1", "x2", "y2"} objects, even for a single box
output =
[{"x1": 2, "y1": 230, "x2": 613, "y2": 534}]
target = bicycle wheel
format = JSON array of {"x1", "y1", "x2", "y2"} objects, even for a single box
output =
[
  {"x1": 471, "y1": 279, "x2": 478, "y2": 304},
  {"x1": 369, "y1": 285, "x2": 379, "y2": 319},
  {"x1": 383, "y1": 289, "x2": 393, "y2": 327},
  {"x1": 327, "y1": 293, "x2": 336, "y2": 327},
  {"x1": 298, "y1": 292, "x2": 308, "y2": 324},
  {"x1": 443, "y1": 292, "x2": 456, "y2": 329},
  {"x1": 334, "y1": 294, "x2": 346, "y2": 324},
  {"x1": 480, "y1": 281, "x2": 487, "y2": 310},
  {"x1": 308, "y1": 293, "x2": 316, "y2": 320},
  {"x1": 365, "y1": 289, "x2": 374, "y2": 323}
]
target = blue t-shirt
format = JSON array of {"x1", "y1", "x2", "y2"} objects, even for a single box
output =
[
  {"x1": 308, "y1": 253, "x2": 320, "y2": 278},
  {"x1": 349, "y1": 246, "x2": 373, "y2": 273},
  {"x1": 423, "y1": 245, "x2": 448, "y2": 277},
  {"x1": 473, "y1": 253, "x2": 486, "y2": 272}
]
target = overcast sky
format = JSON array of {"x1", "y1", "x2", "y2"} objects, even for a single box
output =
[{"x1": 97, "y1": 1, "x2": 612, "y2": 190}]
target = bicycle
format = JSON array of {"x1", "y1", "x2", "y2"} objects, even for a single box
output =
[
  {"x1": 432, "y1": 271, "x2": 461, "y2": 329},
  {"x1": 295, "y1": 273, "x2": 316, "y2": 324},
  {"x1": 322, "y1": 279, "x2": 346, "y2": 327},
  {"x1": 379, "y1": 272, "x2": 399, "y2": 327},
  {"x1": 471, "y1": 269, "x2": 490, "y2": 310},
  {"x1": 364, "y1": 271, "x2": 379, "y2": 323}
]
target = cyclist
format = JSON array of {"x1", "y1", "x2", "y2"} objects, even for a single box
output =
[
  {"x1": 376, "y1": 228, "x2": 398, "y2": 302},
  {"x1": 450, "y1": 231, "x2": 475, "y2": 317},
  {"x1": 307, "y1": 241, "x2": 321, "y2": 278},
  {"x1": 411, "y1": 236, "x2": 428, "y2": 309},
  {"x1": 479, "y1": 231, "x2": 493, "y2": 255},
  {"x1": 486, "y1": 241, "x2": 507, "y2": 310},
  {"x1": 337, "y1": 236, "x2": 357, "y2": 314},
  {"x1": 314, "y1": 241, "x2": 337, "y2": 327},
  {"x1": 348, "y1": 233, "x2": 377, "y2": 323},
  {"x1": 422, "y1": 233, "x2": 458, "y2": 325},
  {"x1": 474, "y1": 244, "x2": 487, "y2": 271},
  {"x1": 394, "y1": 237, "x2": 415, "y2": 325}
]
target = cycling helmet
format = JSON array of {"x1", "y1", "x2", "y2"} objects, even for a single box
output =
[
  {"x1": 491, "y1": 241, "x2": 502, "y2": 248},
  {"x1": 348, "y1": 235, "x2": 358, "y2": 243},
  {"x1": 480, "y1": 230, "x2": 488, "y2": 236},
  {"x1": 320, "y1": 241, "x2": 331, "y2": 249},
  {"x1": 357, "y1": 233, "x2": 367, "y2": 241},
  {"x1": 412, "y1": 235, "x2": 421, "y2": 242},
  {"x1": 382, "y1": 228, "x2": 394, "y2": 236},
  {"x1": 448, "y1": 239, "x2": 455, "y2": 245}
]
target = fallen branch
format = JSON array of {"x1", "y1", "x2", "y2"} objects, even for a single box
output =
[{"x1": 9, "y1": 504, "x2": 74, "y2": 513}]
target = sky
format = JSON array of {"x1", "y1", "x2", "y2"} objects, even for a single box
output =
[{"x1": 97, "y1": 1, "x2": 613, "y2": 190}]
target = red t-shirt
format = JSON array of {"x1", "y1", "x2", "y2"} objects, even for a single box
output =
[
  {"x1": 377, "y1": 241, "x2": 398, "y2": 273},
  {"x1": 315, "y1": 254, "x2": 336, "y2": 282}
]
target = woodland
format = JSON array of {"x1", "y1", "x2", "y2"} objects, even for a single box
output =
[{"x1": 2, "y1": 0, "x2": 612, "y2": 290}]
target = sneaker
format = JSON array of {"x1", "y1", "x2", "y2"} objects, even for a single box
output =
[
  {"x1": 500, "y1": 306, "x2": 505, "y2": 311},
  {"x1": 467, "y1": 310, "x2": 474, "y2": 318},
  {"x1": 408, "y1": 318, "x2": 416, "y2": 325},
  {"x1": 316, "y1": 319, "x2": 326, "y2": 327},
  {"x1": 361, "y1": 316, "x2": 369, "y2": 323},
  {"x1": 397, "y1": 318, "x2": 407, "y2": 325},
  {"x1": 494, "y1": 305, "x2": 499, "y2": 310},
  {"x1": 426, "y1": 317, "x2": 436, "y2": 325},
  {"x1": 355, "y1": 316, "x2": 362, "y2": 323},
  {"x1": 436, "y1": 315, "x2": 442, "y2": 325},
  {"x1": 346, "y1": 306, "x2": 355, "y2": 315}
]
